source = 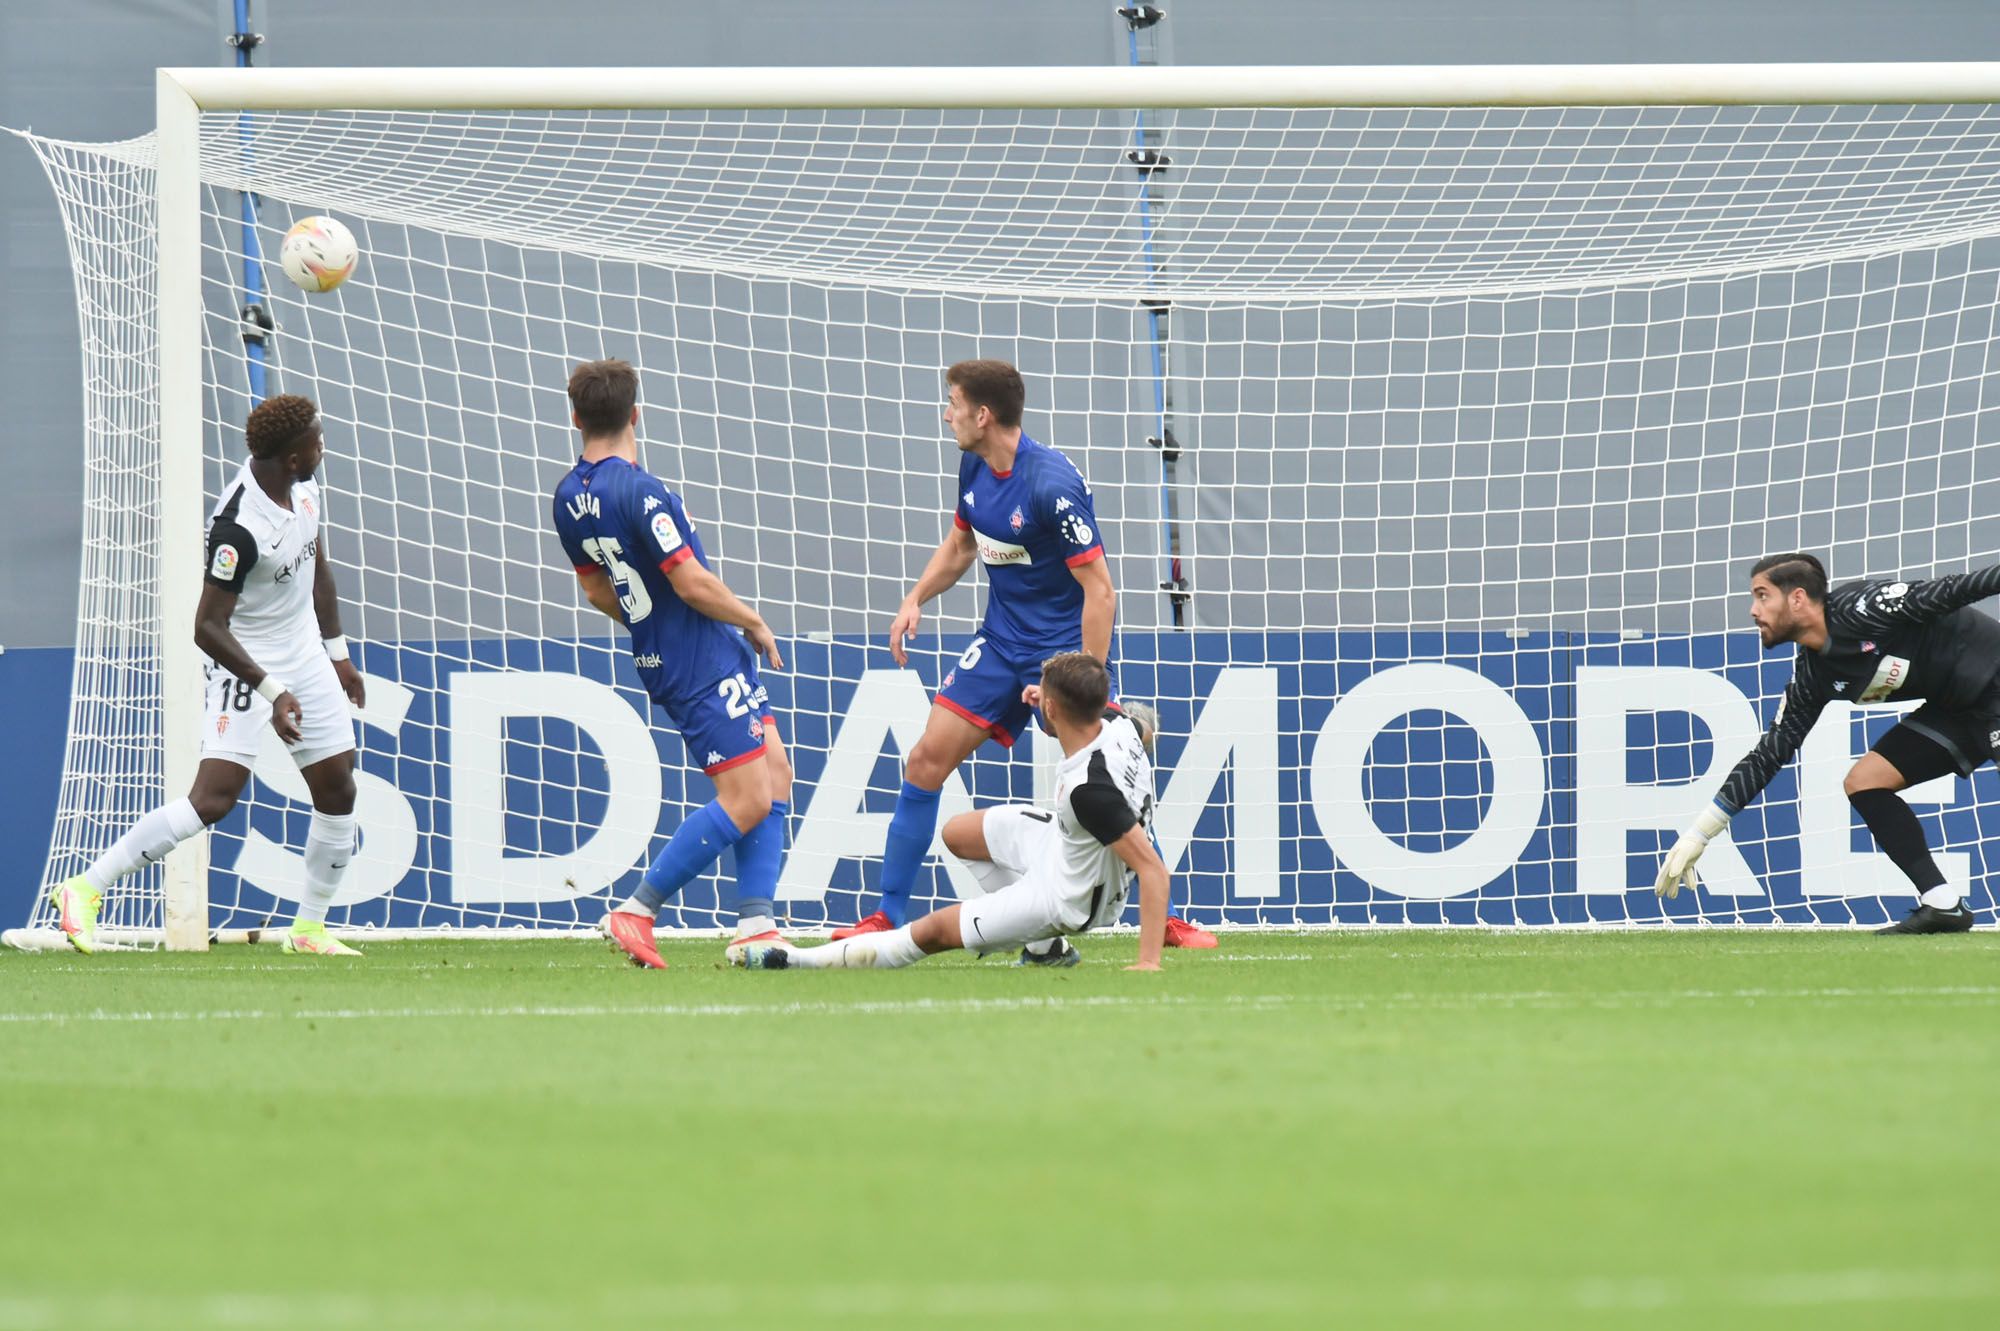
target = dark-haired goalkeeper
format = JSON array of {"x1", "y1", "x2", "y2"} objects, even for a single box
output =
[
  {"x1": 47, "y1": 394, "x2": 367, "y2": 955},
  {"x1": 1657, "y1": 552, "x2": 1993, "y2": 934}
]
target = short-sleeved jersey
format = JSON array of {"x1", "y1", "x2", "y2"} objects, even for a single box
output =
[
  {"x1": 1716, "y1": 567, "x2": 2000, "y2": 813},
  {"x1": 202, "y1": 462, "x2": 323, "y2": 656},
  {"x1": 1048, "y1": 713, "x2": 1156, "y2": 926},
  {"x1": 952, "y1": 434, "x2": 1106, "y2": 652},
  {"x1": 551, "y1": 454, "x2": 749, "y2": 705}
]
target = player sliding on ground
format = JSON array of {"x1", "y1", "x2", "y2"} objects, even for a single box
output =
[
  {"x1": 48, "y1": 394, "x2": 367, "y2": 956},
  {"x1": 1658, "y1": 552, "x2": 1993, "y2": 934},
  {"x1": 936, "y1": 701, "x2": 1163, "y2": 968},
  {"x1": 733, "y1": 653, "x2": 1170, "y2": 971},
  {"x1": 551, "y1": 359, "x2": 793, "y2": 969},
  {"x1": 831, "y1": 358, "x2": 1214, "y2": 954}
]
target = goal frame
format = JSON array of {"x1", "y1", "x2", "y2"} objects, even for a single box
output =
[{"x1": 150, "y1": 61, "x2": 2000, "y2": 949}]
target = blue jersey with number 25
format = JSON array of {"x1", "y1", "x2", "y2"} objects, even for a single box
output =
[{"x1": 551, "y1": 455, "x2": 751, "y2": 707}]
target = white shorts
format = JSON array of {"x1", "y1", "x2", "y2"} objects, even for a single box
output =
[
  {"x1": 201, "y1": 640, "x2": 356, "y2": 770},
  {"x1": 956, "y1": 804, "x2": 1130, "y2": 955}
]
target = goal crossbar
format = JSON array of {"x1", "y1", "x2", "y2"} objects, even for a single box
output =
[{"x1": 161, "y1": 62, "x2": 2000, "y2": 112}]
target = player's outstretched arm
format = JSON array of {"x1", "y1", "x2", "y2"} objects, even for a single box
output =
[
  {"x1": 888, "y1": 522, "x2": 977, "y2": 667},
  {"x1": 664, "y1": 558, "x2": 784, "y2": 670},
  {"x1": 1113, "y1": 825, "x2": 1171, "y2": 970},
  {"x1": 1655, "y1": 672, "x2": 1827, "y2": 899},
  {"x1": 311, "y1": 528, "x2": 365, "y2": 708},
  {"x1": 193, "y1": 582, "x2": 302, "y2": 744}
]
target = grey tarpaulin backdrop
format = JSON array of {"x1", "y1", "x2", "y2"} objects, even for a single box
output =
[{"x1": 8, "y1": 1, "x2": 2000, "y2": 649}]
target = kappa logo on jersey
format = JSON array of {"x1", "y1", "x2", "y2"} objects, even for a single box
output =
[
  {"x1": 1054, "y1": 496, "x2": 1071, "y2": 512},
  {"x1": 643, "y1": 495, "x2": 660, "y2": 514},
  {"x1": 650, "y1": 510, "x2": 682, "y2": 554},
  {"x1": 1833, "y1": 680, "x2": 1847, "y2": 692},
  {"x1": 706, "y1": 750, "x2": 724, "y2": 766},
  {"x1": 1009, "y1": 506, "x2": 1024, "y2": 532},
  {"x1": 210, "y1": 543, "x2": 239, "y2": 580},
  {"x1": 1060, "y1": 513, "x2": 1094, "y2": 547},
  {"x1": 963, "y1": 490, "x2": 976, "y2": 508}
]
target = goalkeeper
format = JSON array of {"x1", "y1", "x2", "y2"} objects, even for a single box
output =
[{"x1": 1657, "y1": 552, "x2": 1993, "y2": 934}]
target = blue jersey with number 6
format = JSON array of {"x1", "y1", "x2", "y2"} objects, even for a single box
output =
[{"x1": 551, "y1": 455, "x2": 754, "y2": 710}]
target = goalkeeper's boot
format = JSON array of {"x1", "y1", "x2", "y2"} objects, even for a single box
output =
[
  {"x1": 1014, "y1": 937, "x2": 1081, "y2": 968},
  {"x1": 282, "y1": 920, "x2": 362, "y2": 957},
  {"x1": 1876, "y1": 902, "x2": 1976, "y2": 935},
  {"x1": 726, "y1": 937, "x2": 794, "y2": 970},
  {"x1": 829, "y1": 910, "x2": 892, "y2": 941},
  {"x1": 1164, "y1": 915, "x2": 1219, "y2": 949},
  {"x1": 49, "y1": 874, "x2": 102, "y2": 955},
  {"x1": 601, "y1": 909, "x2": 666, "y2": 969}
]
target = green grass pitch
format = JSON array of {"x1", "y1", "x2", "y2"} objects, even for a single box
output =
[{"x1": 3, "y1": 931, "x2": 1997, "y2": 1329}]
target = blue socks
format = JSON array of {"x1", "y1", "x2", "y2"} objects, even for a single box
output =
[
  {"x1": 730, "y1": 800, "x2": 788, "y2": 922},
  {"x1": 877, "y1": 780, "x2": 942, "y2": 927},
  {"x1": 632, "y1": 800, "x2": 745, "y2": 914}
]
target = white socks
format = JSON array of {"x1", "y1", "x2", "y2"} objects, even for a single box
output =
[
  {"x1": 792, "y1": 925, "x2": 925, "y2": 969},
  {"x1": 613, "y1": 896, "x2": 654, "y2": 918},
  {"x1": 85, "y1": 798, "x2": 204, "y2": 892},
  {"x1": 297, "y1": 812, "x2": 357, "y2": 925},
  {"x1": 734, "y1": 914, "x2": 777, "y2": 939},
  {"x1": 1919, "y1": 884, "x2": 1964, "y2": 911}
]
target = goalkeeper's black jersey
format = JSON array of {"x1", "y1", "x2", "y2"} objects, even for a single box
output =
[{"x1": 1715, "y1": 566, "x2": 2000, "y2": 814}]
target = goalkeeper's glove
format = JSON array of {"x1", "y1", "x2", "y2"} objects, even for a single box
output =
[{"x1": 1656, "y1": 803, "x2": 1732, "y2": 899}]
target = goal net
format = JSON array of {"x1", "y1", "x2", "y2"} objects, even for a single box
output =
[{"x1": 16, "y1": 67, "x2": 2000, "y2": 945}]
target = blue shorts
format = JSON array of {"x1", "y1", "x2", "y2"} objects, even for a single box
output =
[
  {"x1": 936, "y1": 635, "x2": 1116, "y2": 748},
  {"x1": 660, "y1": 663, "x2": 773, "y2": 775}
]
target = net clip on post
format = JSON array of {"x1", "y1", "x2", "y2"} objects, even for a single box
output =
[{"x1": 1116, "y1": 6, "x2": 1166, "y2": 29}]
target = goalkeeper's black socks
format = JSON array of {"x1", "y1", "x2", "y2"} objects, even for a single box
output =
[{"x1": 1847, "y1": 787, "x2": 1950, "y2": 896}]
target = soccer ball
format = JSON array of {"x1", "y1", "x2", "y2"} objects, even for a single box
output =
[{"x1": 279, "y1": 215, "x2": 359, "y2": 293}]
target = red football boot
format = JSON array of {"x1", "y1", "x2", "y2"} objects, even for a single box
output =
[
  {"x1": 1163, "y1": 915, "x2": 1218, "y2": 949},
  {"x1": 829, "y1": 910, "x2": 892, "y2": 941},
  {"x1": 602, "y1": 909, "x2": 667, "y2": 969}
]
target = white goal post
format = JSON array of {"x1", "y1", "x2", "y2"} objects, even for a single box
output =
[{"x1": 20, "y1": 61, "x2": 2000, "y2": 949}]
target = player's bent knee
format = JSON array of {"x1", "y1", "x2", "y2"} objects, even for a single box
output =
[
  {"x1": 189, "y1": 790, "x2": 239, "y2": 826},
  {"x1": 941, "y1": 811, "x2": 985, "y2": 860}
]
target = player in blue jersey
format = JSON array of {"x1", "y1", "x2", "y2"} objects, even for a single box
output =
[
  {"x1": 830, "y1": 358, "x2": 1216, "y2": 952},
  {"x1": 551, "y1": 359, "x2": 793, "y2": 969}
]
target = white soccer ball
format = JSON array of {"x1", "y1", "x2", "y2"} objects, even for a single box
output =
[{"x1": 279, "y1": 215, "x2": 359, "y2": 293}]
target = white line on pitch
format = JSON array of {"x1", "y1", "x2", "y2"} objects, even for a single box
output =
[{"x1": 1, "y1": 984, "x2": 1995, "y2": 1026}]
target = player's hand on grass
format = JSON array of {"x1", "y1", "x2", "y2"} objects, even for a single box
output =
[
  {"x1": 888, "y1": 600, "x2": 922, "y2": 667},
  {"x1": 271, "y1": 691, "x2": 304, "y2": 744},
  {"x1": 334, "y1": 659, "x2": 366, "y2": 709},
  {"x1": 1655, "y1": 804, "x2": 1731, "y2": 900},
  {"x1": 746, "y1": 621, "x2": 784, "y2": 671}
]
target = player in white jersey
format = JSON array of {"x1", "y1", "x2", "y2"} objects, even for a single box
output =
[
  {"x1": 46, "y1": 394, "x2": 367, "y2": 956},
  {"x1": 731, "y1": 653, "x2": 1172, "y2": 972},
  {"x1": 937, "y1": 701, "x2": 1162, "y2": 968}
]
